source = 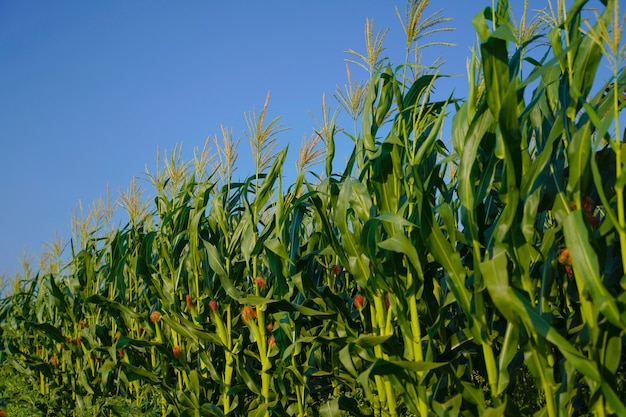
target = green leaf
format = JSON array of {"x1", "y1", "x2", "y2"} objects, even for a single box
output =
[
  {"x1": 566, "y1": 121, "x2": 592, "y2": 197},
  {"x1": 319, "y1": 398, "x2": 340, "y2": 417},
  {"x1": 200, "y1": 403, "x2": 225, "y2": 417},
  {"x1": 120, "y1": 362, "x2": 161, "y2": 384},
  {"x1": 161, "y1": 313, "x2": 222, "y2": 343},
  {"x1": 25, "y1": 322, "x2": 65, "y2": 343},
  {"x1": 335, "y1": 179, "x2": 371, "y2": 288},
  {"x1": 602, "y1": 382, "x2": 626, "y2": 416},
  {"x1": 204, "y1": 241, "x2": 244, "y2": 300},
  {"x1": 85, "y1": 294, "x2": 139, "y2": 320},
  {"x1": 481, "y1": 29, "x2": 510, "y2": 119},
  {"x1": 422, "y1": 207, "x2": 471, "y2": 315},
  {"x1": 562, "y1": 211, "x2": 625, "y2": 330},
  {"x1": 402, "y1": 74, "x2": 437, "y2": 110},
  {"x1": 378, "y1": 234, "x2": 422, "y2": 273},
  {"x1": 116, "y1": 335, "x2": 159, "y2": 349},
  {"x1": 375, "y1": 67, "x2": 394, "y2": 128},
  {"x1": 495, "y1": 322, "x2": 519, "y2": 396},
  {"x1": 264, "y1": 237, "x2": 291, "y2": 263},
  {"x1": 357, "y1": 358, "x2": 445, "y2": 401},
  {"x1": 353, "y1": 334, "x2": 392, "y2": 349}
]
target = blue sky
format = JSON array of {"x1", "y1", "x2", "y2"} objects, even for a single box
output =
[{"x1": 0, "y1": 1, "x2": 612, "y2": 278}]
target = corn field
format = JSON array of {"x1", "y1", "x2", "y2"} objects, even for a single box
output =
[{"x1": 1, "y1": 0, "x2": 626, "y2": 415}]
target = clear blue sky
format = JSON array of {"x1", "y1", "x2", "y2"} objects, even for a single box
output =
[{"x1": 0, "y1": 1, "x2": 609, "y2": 278}]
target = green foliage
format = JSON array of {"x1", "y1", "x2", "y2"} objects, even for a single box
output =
[{"x1": 1, "y1": 1, "x2": 626, "y2": 416}]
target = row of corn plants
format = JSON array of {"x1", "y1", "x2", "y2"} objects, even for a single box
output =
[{"x1": 1, "y1": 0, "x2": 625, "y2": 415}]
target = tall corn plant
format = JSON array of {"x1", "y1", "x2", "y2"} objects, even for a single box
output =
[
  {"x1": 452, "y1": 0, "x2": 626, "y2": 415},
  {"x1": 1, "y1": 1, "x2": 626, "y2": 416},
  {"x1": 312, "y1": 0, "x2": 626, "y2": 416}
]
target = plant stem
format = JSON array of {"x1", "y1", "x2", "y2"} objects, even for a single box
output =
[
  {"x1": 409, "y1": 294, "x2": 428, "y2": 416},
  {"x1": 612, "y1": 79, "x2": 626, "y2": 278},
  {"x1": 367, "y1": 299, "x2": 387, "y2": 413}
]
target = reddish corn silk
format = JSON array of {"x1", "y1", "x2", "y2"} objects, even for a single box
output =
[
  {"x1": 186, "y1": 294, "x2": 193, "y2": 310},
  {"x1": 150, "y1": 310, "x2": 161, "y2": 322},
  {"x1": 254, "y1": 276, "x2": 266, "y2": 288},
  {"x1": 354, "y1": 294, "x2": 365, "y2": 310},
  {"x1": 332, "y1": 264, "x2": 343, "y2": 276},
  {"x1": 172, "y1": 346, "x2": 182, "y2": 359},
  {"x1": 242, "y1": 305, "x2": 256, "y2": 322},
  {"x1": 558, "y1": 248, "x2": 572, "y2": 266},
  {"x1": 268, "y1": 335, "x2": 276, "y2": 348},
  {"x1": 209, "y1": 300, "x2": 218, "y2": 313}
]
